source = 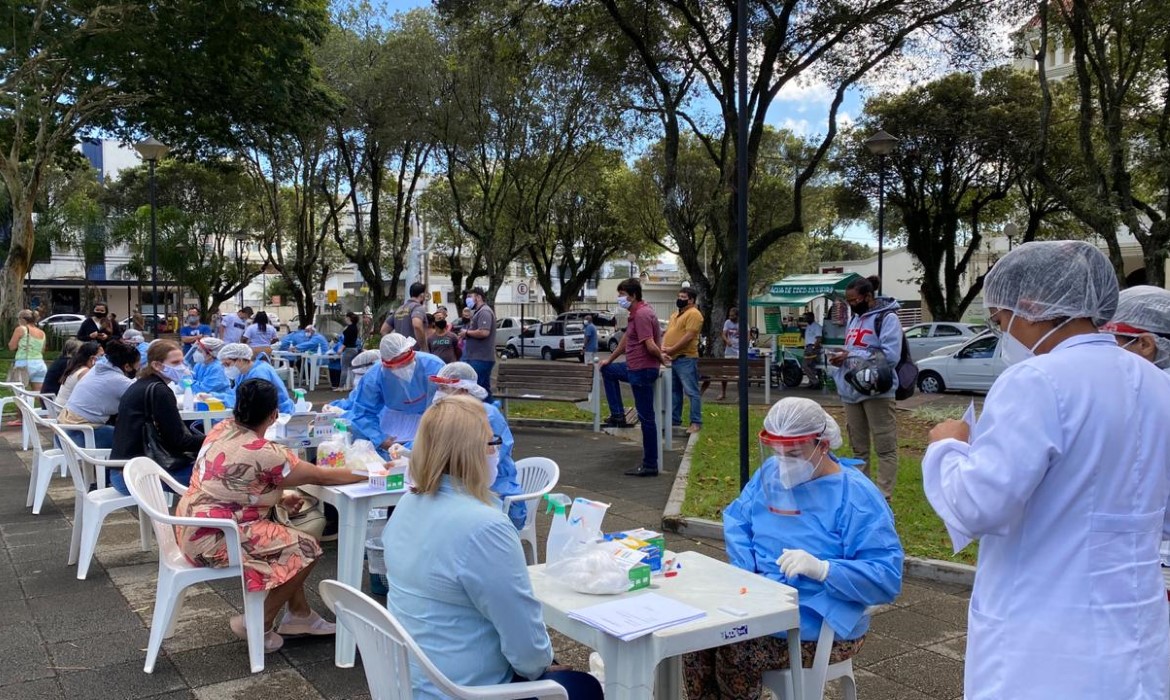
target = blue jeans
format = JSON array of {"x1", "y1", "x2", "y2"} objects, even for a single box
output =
[
  {"x1": 110, "y1": 463, "x2": 193, "y2": 496},
  {"x1": 466, "y1": 359, "x2": 495, "y2": 402},
  {"x1": 63, "y1": 425, "x2": 114, "y2": 449},
  {"x1": 670, "y1": 356, "x2": 702, "y2": 426},
  {"x1": 512, "y1": 670, "x2": 603, "y2": 700},
  {"x1": 601, "y1": 362, "x2": 659, "y2": 470}
]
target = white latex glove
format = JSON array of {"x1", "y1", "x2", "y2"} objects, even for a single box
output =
[{"x1": 777, "y1": 548, "x2": 829, "y2": 582}]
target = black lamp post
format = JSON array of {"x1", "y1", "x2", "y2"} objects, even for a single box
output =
[
  {"x1": 234, "y1": 233, "x2": 249, "y2": 309},
  {"x1": 134, "y1": 137, "x2": 170, "y2": 338},
  {"x1": 736, "y1": 0, "x2": 750, "y2": 488},
  {"x1": 864, "y1": 129, "x2": 899, "y2": 295}
]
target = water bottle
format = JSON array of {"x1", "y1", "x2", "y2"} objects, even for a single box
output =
[
  {"x1": 544, "y1": 493, "x2": 573, "y2": 564},
  {"x1": 182, "y1": 378, "x2": 195, "y2": 411},
  {"x1": 294, "y1": 388, "x2": 309, "y2": 413},
  {"x1": 334, "y1": 419, "x2": 351, "y2": 447}
]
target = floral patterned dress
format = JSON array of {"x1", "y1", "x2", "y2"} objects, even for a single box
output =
[{"x1": 176, "y1": 419, "x2": 321, "y2": 592}]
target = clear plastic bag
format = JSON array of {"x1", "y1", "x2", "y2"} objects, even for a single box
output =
[
  {"x1": 546, "y1": 541, "x2": 640, "y2": 595},
  {"x1": 346, "y1": 439, "x2": 386, "y2": 472}
]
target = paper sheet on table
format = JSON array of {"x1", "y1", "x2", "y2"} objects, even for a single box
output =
[
  {"x1": 333, "y1": 481, "x2": 406, "y2": 498},
  {"x1": 567, "y1": 592, "x2": 706, "y2": 641},
  {"x1": 379, "y1": 410, "x2": 422, "y2": 444}
]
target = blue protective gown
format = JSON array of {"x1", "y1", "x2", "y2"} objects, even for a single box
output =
[
  {"x1": 484, "y1": 402, "x2": 525, "y2": 529},
  {"x1": 136, "y1": 342, "x2": 150, "y2": 366},
  {"x1": 344, "y1": 352, "x2": 446, "y2": 450},
  {"x1": 724, "y1": 456, "x2": 903, "y2": 641},
  {"x1": 191, "y1": 359, "x2": 231, "y2": 397},
  {"x1": 210, "y1": 361, "x2": 295, "y2": 414},
  {"x1": 279, "y1": 330, "x2": 307, "y2": 351},
  {"x1": 294, "y1": 334, "x2": 330, "y2": 354}
]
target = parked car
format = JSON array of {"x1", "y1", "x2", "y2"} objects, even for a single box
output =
[
  {"x1": 495, "y1": 316, "x2": 542, "y2": 353},
  {"x1": 607, "y1": 317, "x2": 670, "y2": 352},
  {"x1": 903, "y1": 322, "x2": 983, "y2": 361},
  {"x1": 555, "y1": 310, "x2": 617, "y2": 348},
  {"x1": 916, "y1": 332, "x2": 1006, "y2": 394},
  {"x1": 504, "y1": 321, "x2": 585, "y2": 361},
  {"x1": 38, "y1": 313, "x2": 87, "y2": 337}
]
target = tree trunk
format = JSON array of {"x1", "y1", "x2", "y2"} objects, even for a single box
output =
[
  {"x1": 0, "y1": 194, "x2": 35, "y2": 322},
  {"x1": 1141, "y1": 235, "x2": 1168, "y2": 288}
]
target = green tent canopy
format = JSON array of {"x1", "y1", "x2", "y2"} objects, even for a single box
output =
[{"x1": 750, "y1": 272, "x2": 862, "y2": 307}]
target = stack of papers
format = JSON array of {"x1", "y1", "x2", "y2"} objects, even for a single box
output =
[{"x1": 567, "y1": 593, "x2": 706, "y2": 641}]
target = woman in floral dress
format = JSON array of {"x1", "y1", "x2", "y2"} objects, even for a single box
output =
[{"x1": 176, "y1": 378, "x2": 364, "y2": 653}]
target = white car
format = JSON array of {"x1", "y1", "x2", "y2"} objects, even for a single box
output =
[
  {"x1": 39, "y1": 313, "x2": 87, "y2": 337},
  {"x1": 903, "y1": 322, "x2": 984, "y2": 361},
  {"x1": 505, "y1": 320, "x2": 585, "y2": 361},
  {"x1": 916, "y1": 332, "x2": 1006, "y2": 394}
]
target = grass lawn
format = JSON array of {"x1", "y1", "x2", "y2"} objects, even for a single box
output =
[
  {"x1": 681, "y1": 402, "x2": 978, "y2": 565},
  {"x1": 503, "y1": 400, "x2": 596, "y2": 423}
]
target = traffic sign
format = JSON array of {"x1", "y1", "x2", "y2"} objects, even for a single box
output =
[{"x1": 516, "y1": 282, "x2": 529, "y2": 299}]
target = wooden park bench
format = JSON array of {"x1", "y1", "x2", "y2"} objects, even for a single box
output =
[
  {"x1": 496, "y1": 360, "x2": 602, "y2": 431},
  {"x1": 696, "y1": 356, "x2": 772, "y2": 405}
]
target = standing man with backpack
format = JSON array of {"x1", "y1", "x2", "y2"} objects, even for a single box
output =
[{"x1": 828, "y1": 276, "x2": 907, "y2": 501}]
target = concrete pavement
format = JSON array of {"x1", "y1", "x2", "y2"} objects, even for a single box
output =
[{"x1": 0, "y1": 405, "x2": 968, "y2": 699}]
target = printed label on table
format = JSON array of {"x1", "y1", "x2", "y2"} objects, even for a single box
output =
[{"x1": 720, "y1": 625, "x2": 749, "y2": 641}]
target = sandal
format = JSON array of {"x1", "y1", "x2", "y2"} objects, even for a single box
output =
[
  {"x1": 229, "y1": 614, "x2": 284, "y2": 653},
  {"x1": 276, "y1": 610, "x2": 336, "y2": 637}
]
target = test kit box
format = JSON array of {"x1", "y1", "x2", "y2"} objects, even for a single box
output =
[
  {"x1": 628, "y1": 563, "x2": 651, "y2": 591},
  {"x1": 270, "y1": 413, "x2": 315, "y2": 439},
  {"x1": 605, "y1": 529, "x2": 665, "y2": 574}
]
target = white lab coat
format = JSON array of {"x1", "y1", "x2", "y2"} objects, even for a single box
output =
[{"x1": 923, "y1": 334, "x2": 1170, "y2": 699}]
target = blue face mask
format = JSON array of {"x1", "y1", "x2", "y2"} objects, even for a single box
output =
[
  {"x1": 160, "y1": 364, "x2": 190, "y2": 384},
  {"x1": 465, "y1": 297, "x2": 476, "y2": 309},
  {"x1": 617, "y1": 296, "x2": 632, "y2": 310}
]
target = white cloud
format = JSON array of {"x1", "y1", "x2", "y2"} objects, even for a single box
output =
[
  {"x1": 779, "y1": 117, "x2": 812, "y2": 137},
  {"x1": 776, "y1": 77, "x2": 834, "y2": 110}
]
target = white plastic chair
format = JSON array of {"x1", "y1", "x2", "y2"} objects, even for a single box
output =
[
  {"x1": 319, "y1": 579, "x2": 567, "y2": 700},
  {"x1": 42, "y1": 396, "x2": 63, "y2": 420},
  {"x1": 270, "y1": 356, "x2": 297, "y2": 392},
  {"x1": 761, "y1": 612, "x2": 873, "y2": 700},
  {"x1": 47, "y1": 423, "x2": 151, "y2": 579},
  {"x1": 503, "y1": 457, "x2": 560, "y2": 565},
  {"x1": 11, "y1": 385, "x2": 50, "y2": 451},
  {"x1": 14, "y1": 396, "x2": 94, "y2": 514},
  {"x1": 0, "y1": 380, "x2": 23, "y2": 429},
  {"x1": 123, "y1": 457, "x2": 268, "y2": 674}
]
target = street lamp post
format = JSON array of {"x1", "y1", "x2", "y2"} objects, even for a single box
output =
[
  {"x1": 864, "y1": 129, "x2": 899, "y2": 296},
  {"x1": 134, "y1": 137, "x2": 170, "y2": 338},
  {"x1": 234, "y1": 233, "x2": 249, "y2": 309}
]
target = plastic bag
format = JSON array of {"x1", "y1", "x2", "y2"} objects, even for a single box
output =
[
  {"x1": 318, "y1": 434, "x2": 348, "y2": 469},
  {"x1": 346, "y1": 439, "x2": 386, "y2": 472},
  {"x1": 546, "y1": 541, "x2": 644, "y2": 595}
]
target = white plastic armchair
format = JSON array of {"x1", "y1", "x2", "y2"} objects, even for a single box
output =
[
  {"x1": 319, "y1": 580, "x2": 567, "y2": 700},
  {"x1": 123, "y1": 457, "x2": 268, "y2": 674},
  {"x1": 503, "y1": 457, "x2": 560, "y2": 565},
  {"x1": 760, "y1": 606, "x2": 880, "y2": 700}
]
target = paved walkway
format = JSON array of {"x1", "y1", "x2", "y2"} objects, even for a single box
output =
[{"x1": 0, "y1": 410, "x2": 968, "y2": 699}]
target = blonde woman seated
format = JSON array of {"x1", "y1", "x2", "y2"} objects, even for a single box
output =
[
  {"x1": 175, "y1": 378, "x2": 365, "y2": 653},
  {"x1": 382, "y1": 396, "x2": 602, "y2": 699}
]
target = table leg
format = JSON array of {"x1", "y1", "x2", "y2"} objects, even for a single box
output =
[
  {"x1": 333, "y1": 498, "x2": 367, "y2": 668},
  {"x1": 654, "y1": 656, "x2": 681, "y2": 699},
  {"x1": 600, "y1": 637, "x2": 658, "y2": 699},
  {"x1": 786, "y1": 626, "x2": 804, "y2": 700}
]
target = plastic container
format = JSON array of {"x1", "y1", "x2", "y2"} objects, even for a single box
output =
[
  {"x1": 545, "y1": 493, "x2": 573, "y2": 564},
  {"x1": 293, "y1": 389, "x2": 310, "y2": 413},
  {"x1": 182, "y1": 378, "x2": 195, "y2": 411}
]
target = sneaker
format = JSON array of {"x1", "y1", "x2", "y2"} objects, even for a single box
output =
[
  {"x1": 277, "y1": 610, "x2": 336, "y2": 637},
  {"x1": 229, "y1": 615, "x2": 284, "y2": 653}
]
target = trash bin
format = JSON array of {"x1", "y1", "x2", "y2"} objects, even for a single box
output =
[{"x1": 366, "y1": 508, "x2": 389, "y2": 596}]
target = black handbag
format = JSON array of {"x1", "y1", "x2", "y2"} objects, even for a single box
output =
[{"x1": 143, "y1": 382, "x2": 197, "y2": 471}]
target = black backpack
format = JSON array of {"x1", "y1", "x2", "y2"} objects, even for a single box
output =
[{"x1": 876, "y1": 309, "x2": 919, "y2": 401}]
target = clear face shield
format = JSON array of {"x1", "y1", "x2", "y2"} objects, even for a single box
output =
[
  {"x1": 383, "y1": 350, "x2": 417, "y2": 381},
  {"x1": 758, "y1": 429, "x2": 828, "y2": 516}
]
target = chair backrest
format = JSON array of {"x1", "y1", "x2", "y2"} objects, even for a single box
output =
[
  {"x1": 46, "y1": 422, "x2": 104, "y2": 495},
  {"x1": 513, "y1": 457, "x2": 560, "y2": 499},
  {"x1": 319, "y1": 580, "x2": 424, "y2": 700},
  {"x1": 13, "y1": 396, "x2": 50, "y2": 456},
  {"x1": 42, "y1": 397, "x2": 63, "y2": 419},
  {"x1": 123, "y1": 457, "x2": 185, "y2": 554}
]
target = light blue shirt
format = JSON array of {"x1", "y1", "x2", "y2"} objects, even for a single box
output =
[
  {"x1": 583, "y1": 323, "x2": 598, "y2": 352},
  {"x1": 382, "y1": 477, "x2": 553, "y2": 698}
]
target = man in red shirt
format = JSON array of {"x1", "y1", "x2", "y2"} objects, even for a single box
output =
[{"x1": 599, "y1": 278, "x2": 664, "y2": 477}]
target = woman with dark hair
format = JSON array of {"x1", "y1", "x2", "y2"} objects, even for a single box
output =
[
  {"x1": 55, "y1": 341, "x2": 103, "y2": 406},
  {"x1": 42, "y1": 338, "x2": 82, "y2": 398},
  {"x1": 242, "y1": 310, "x2": 278, "y2": 356},
  {"x1": 58, "y1": 339, "x2": 141, "y2": 448},
  {"x1": 109, "y1": 340, "x2": 205, "y2": 495},
  {"x1": 175, "y1": 379, "x2": 363, "y2": 654},
  {"x1": 335, "y1": 311, "x2": 362, "y2": 391}
]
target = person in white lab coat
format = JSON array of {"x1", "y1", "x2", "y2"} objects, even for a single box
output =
[
  {"x1": 1102, "y1": 285, "x2": 1170, "y2": 373},
  {"x1": 922, "y1": 240, "x2": 1170, "y2": 700}
]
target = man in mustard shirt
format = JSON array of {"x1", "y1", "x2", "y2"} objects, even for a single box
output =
[{"x1": 663, "y1": 287, "x2": 704, "y2": 434}]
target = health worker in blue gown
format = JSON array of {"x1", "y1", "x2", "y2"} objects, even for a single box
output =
[
  {"x1": 344, "y1": 333, "x2": 444, "y2": 455},
  {"x1": 683, "y1": 397, "x2": 903, "y2": 700},
  {"x1": 325, "y1": 349, "x2": 381, "y2": 413},
  {"x1": 188, "y1": 337, "x2": 231, "y2": 397},
  {"x1": 213, "y1": 342, "x2": 296, "y2": 414},
  {"x1": 429, "y1": 362, "x2": 526, "y2": 530},
  {"x1": 122, "y1": 329, "x2": 151, "y2": 365}
]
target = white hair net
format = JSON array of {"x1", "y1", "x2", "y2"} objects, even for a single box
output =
[
  {"x1": 196, "y1": 337, "x2": 224, "y2": 356},
  {"x1": 431, "y1": 361, "x2": 487, "y2": 401},
  {"x1": 983, "y1": 240, "x2": 1118, "y2": 326},
  {"x1": 122, "y1": 329, "x2": 145, "y2": 343},
  {"x1": 379, "y1": 332, "x2": 416, "y2": 361},
  {"x1": 350, "y1": 349, "x2": 380, "y2": 376},
  {"x1": 218, "y1": 343, "x2": 254, "y2": 361},
  {"x1": 1106, "y1": 286, "x2": 1170, "y2": 368},
  {"x1": 763, "y1": 397, "x2": 843, "y2": 449}
]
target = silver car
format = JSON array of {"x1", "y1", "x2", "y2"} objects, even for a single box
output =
[
  {"x1": 39, "y1": 313, "x2": 87, "y2": 337},
  {"x1": 903, "y1": 322, "x2": 983, "y2": 361},
  {"x1": 916, "y1": 332, "x2": 1005, "y2": 394}
]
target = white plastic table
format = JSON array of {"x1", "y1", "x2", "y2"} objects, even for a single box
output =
[
  {"x1": 178, "y1": 408, "x2": 233, "y2": 433},
  {"x1": 529, "y1": 550, "x2": 804, "y2": 700},
  {"x1": 274, "y1": 351, "x2": 339, "y2": 391},
  {"x1": 300, "y1": 481, "x2": 404, "y2": 667}
]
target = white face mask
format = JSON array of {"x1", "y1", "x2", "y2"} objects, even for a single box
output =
[
  {"x1": 486, "y1": 451, "x2": 500, "y2": 487},
  {"x1": 193, "y1": 350, "x2": 207, "y2": 365},
  {"x1": 1001, "y1": 315, "x2": 1072, "y2": 366},
  {"x1": 224, "y1": 365, "x2": 242, "y2": 381},
  {"x1": 390, "y1": 361, "x2": 416, "y2": 382},
  {"x1": 775, "y1": 450, "x2": 823, "y2": 489}
]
